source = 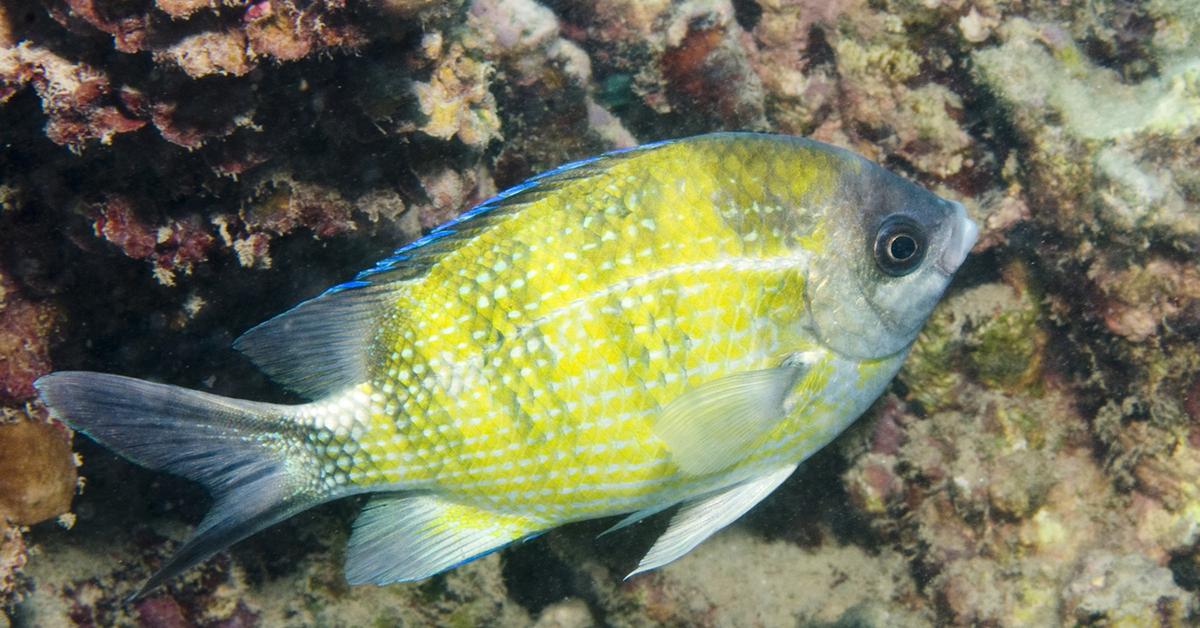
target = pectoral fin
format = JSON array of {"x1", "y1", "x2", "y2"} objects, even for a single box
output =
[
  {"x1": 627, "y1": 464, "x2": 798, "y2": 578},
  {"x1": 652, "y1": 358, "x2": 810, "y2": 476}
]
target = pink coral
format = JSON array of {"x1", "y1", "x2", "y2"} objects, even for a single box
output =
[
  {"x1": 0, "y1": 44, "x2": 145, "y2": 149},
  {"x1": 0, "y1": 271, "x2": 59, "y2": 403},
  {"x1": 92, "y1": 197, "x2": 216, "y2": 284}
]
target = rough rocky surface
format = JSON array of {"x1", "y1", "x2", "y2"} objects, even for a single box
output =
[{"x1": 2, "y1": 0, "x2": 1199, "y2": 624}]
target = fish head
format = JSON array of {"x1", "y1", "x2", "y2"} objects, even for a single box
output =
[{"x1": 801, "y1": 153, "x2": 978, "y2": 360}]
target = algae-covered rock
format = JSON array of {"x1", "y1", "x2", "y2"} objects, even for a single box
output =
[
  {"x1": 1062, "y1": 551, "x2": 1191, "y2": 625},
  {"x1": 0, "y1": 523, "x2": 25, "y2": 613},
  {"x1": 901, "y1": 271, "x2": 1044, "y2": 411},
  {"x1": 0, "y1": 414, "x2": 76, "y2": 527},
  {"x1": 973, "y1": 17, "x2": 1200, "y2": 249}
]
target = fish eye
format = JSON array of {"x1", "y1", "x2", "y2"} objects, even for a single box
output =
[{"x1": 873, "y1": 216, "x2": 927, "y2": 277}]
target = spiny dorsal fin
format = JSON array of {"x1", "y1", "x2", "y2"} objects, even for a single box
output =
[{"x1": 235, "y1": 140, "x2": 673, "y2": 398}]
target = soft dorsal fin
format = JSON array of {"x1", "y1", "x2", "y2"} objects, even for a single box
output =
[
  {"x1": 627, "y1": 464, "x2": 798, "y2": 578},
  {"x1": 235, "y1": 141, "x2": 672, "y2": 398},
  {"x1": 652, "y1": 356, "x2": 812, "y2": 476}
]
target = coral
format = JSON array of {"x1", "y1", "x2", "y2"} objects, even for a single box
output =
[
  {"x1": 0, "y1": 404, "x2": 75, "y2": 616},
  {"x1": 0, "y1": 408, "x2": 76, "y2": 526},
  {"x1": 0, "y1": 43, "x2": 145, "y2": 149},
  {"x1": 842, "y1": 255, "x2": 1199, "y2": 623},
  {"x1": 743, "y1": 0, "x2": 987, "y2": 191},
  {"x1": 973, "y1": 17, "x2": 1200, "y2": 248},
  {"x1": 0, "y1": 269, "x2": 59, "y2": 403},
  {"x1": 91, "y1": 196, "x2": 217, "y2": 286},
  {"x1": 900, "y1": 268, "x2": 1044, "y2": 412},
  {"x1": 470, "y1": 0, "x2": 636, "y2": 183},
  {"x1": 555, "y1": 0, "x2": 767, "y2": 136},
  {"x1": 13, "y1": 508, "x2": 532, "y2": 626},
  {"x1": 0, "y1": 522, "x2": 26, "y2": 613},
  {"x1": 1063, "y1": 551, "x2": 1190, "y2": 625},
  {"x1": 412, "y1": 39, "x2": 503, "y2": 147},
  {"x1": 532, "y1": 598, "x2": 595, "y2": 628},
  {"x1": 513, "y1": 505, "x2": 934, "y2": 626}
]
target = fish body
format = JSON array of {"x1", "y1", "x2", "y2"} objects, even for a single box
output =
[{"x1": 37, "y1": 133, "x2": 978, "y2": 594}]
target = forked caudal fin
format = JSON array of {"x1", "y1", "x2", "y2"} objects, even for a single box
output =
[{"x1": 35, "y1": 372, "x2": 329, "y2": 600}]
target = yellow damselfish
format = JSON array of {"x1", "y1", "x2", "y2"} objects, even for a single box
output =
[{"x1": 37, "y1": 132, "x2": 977, "y2": 595}]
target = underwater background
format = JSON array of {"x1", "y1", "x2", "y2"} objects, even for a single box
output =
[{"x1": 1, "y1": 0, "x2": 1198, "y2": 625}]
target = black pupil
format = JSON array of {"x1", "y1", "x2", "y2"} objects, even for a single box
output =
[
  {"x1": 874, "y1": 217, "x2": 926, "y2": 277},
  {"x1": 889, "y1": 234, "x2": 917, "y2": 261}
]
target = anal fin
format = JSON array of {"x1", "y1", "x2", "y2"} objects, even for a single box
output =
[
  {"x1": 627, "y1": 464, "x2": 798, "y2": 578},
  {"x1": 345, "y1": 494, "x2": 542, "y2": 585}
]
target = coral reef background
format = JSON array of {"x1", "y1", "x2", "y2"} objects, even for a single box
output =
[{"x1": 1, "y1": 0, "x2": 1199, "y2": 625}]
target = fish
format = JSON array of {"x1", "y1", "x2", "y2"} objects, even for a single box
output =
[{"x1": 35, "y1": 132, "x2": 978, "y2": 597}]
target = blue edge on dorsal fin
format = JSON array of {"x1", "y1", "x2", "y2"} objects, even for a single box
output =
[{"x1": 324, "y1": 139, "x2": 674, "y2": 295}]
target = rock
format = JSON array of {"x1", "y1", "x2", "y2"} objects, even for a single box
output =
[{"x1": 0, "y1": 413, "x2": 76, "y2": 526}]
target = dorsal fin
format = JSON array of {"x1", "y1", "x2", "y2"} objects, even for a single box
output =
[
  {"x1": 335, "y1": 139, "x2": 671, "y2": 289},
  {"x1": 235, "y1": 139, "x2": 673, "y2": 398},
  {"x1": 232, "y1": 283, "x2": 393, "y2": 398}
]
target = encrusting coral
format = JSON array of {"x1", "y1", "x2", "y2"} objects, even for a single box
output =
[
  {"x1": 0, "y1": 409, "x2": 76, "y2": 527},
  {"x1": 3, "y1": 0, "x2": 1200, "y2": 623}
]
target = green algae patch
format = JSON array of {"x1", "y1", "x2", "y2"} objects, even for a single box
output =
[{"x1": 901, "y1": 272, "x2": 1045, "y2": 412}]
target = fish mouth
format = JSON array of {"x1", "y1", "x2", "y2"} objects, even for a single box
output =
[{"x1": 936, "y1": 201, "x2": 978, "y2": 275}]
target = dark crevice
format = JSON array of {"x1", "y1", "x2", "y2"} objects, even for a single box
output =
[
  {"x1": 731, "y1": 0, "x2": 762, "y2": 32},
  {"x1": 501, "y1": 539, "x2": 580, "y2": 616}
]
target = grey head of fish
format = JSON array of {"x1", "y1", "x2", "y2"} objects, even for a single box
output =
[{"x1": 802, "y1": 150, "x2": 979, "y2": 360}]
